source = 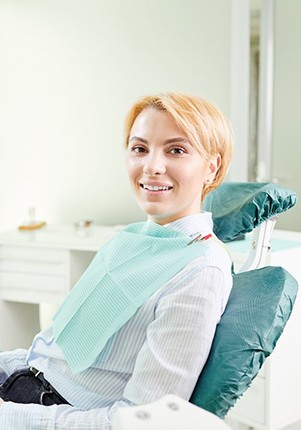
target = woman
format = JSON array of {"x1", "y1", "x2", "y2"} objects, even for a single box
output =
[{"x1": 0, "y1": 93, "x2": 233, "y2": 429}]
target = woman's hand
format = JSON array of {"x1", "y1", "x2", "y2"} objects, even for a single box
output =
[{"x1": 0, "y1": 397, "x2": 5, "y2": 405}]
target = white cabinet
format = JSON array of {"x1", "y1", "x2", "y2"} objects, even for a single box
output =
[
  {"x1": 226, "y1": 230, "x2": 301, "y2": 430},
  {"x1": 0, "y1": 224, "x2": 120, "y2": 350}
]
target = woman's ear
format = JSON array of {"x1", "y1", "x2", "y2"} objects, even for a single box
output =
[{"x1": 206, "y1": 153, "x2": 221, "y2": 183}]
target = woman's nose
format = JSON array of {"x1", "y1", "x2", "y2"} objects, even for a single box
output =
[{"x1": 143, "y1": 152, "x2": 166, "y2": 175}]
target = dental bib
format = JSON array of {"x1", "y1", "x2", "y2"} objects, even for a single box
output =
[{"x1": 52, "y1": 221, "x2": 210, "y2": 373}]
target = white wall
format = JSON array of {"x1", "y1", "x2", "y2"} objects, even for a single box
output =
[
  {"x1": 271, "y1": 0, "x2": 301, "y2": 231},
  {"x1": 0, "y1": 0, "x2": 233, "y2": 231}
]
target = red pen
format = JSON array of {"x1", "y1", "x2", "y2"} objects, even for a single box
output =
[{"x1": 187, "y1": 233, "x2": 212, "y2": 246}]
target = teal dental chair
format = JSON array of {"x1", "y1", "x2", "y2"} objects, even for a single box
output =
[
  {"x1": 113, "y1": 182, "x2": 298, "y2": 430},
  {"x1": 190, "y1": 182, "x2": 298, "y2": 418}
]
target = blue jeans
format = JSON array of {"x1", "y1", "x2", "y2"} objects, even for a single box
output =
[{"x1": 0, "y1": 368, "x2": 70, "y2": 405}]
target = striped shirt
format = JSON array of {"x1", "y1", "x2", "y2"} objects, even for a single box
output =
[{"x1": 0, "y1": 212, "x2": 232, "y2": 429}]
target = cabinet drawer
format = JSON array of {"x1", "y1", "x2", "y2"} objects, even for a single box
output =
[
  {"x1": 0, "y1": 271, "x2": 68, "y2": 304},
  {"x1": 0, "y1": 245, "x2": 68, "y2": 278},
  {"x1": 0, "y1": 245, "x2": 68, "y2": 264},
  {"x1": 0, "y1": 259, "x2": 67, "y2": 276},
  {"x1": 229, "y1": 376, "x2": 266, "y2": 426},
  {"x1": 1, "y1": 285, "x2": 67, "y2": 304},
  {"x1": 0, "y1": 245, "x2": 70, "y2": 303},
  {"x1": 0, "y1": 272, "x2": 66, "y2": 292}
]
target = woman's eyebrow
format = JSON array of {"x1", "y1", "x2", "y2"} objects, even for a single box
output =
[
  {"x1": 129, "y1": 136, "x2": 191, "y2": 145},
  {"x1": 164, "y1": 137, "x2": 192, "y2": 145},
  {"x1": 129, "y1": 136, "x2": 148, "y2": 143}
]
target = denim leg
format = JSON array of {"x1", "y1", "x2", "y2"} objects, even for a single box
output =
[
  {"x1": 0, "y1": 369, "x2": 44, "y2": 403},
  {"x1": 0, "y1": 369, "x2": 69, "y2": 405}
]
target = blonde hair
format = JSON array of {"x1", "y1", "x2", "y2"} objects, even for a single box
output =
[{"x1": 124, "y1": 92, "x2": 233, "y2": 200}]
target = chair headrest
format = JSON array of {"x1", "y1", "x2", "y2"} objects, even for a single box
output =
[{"x1": 203, "y1": 182, "x2": 297, "y2": 242}]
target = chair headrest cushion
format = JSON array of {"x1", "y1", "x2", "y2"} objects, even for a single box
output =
[{"x1": 203, "y1": 182, "x2": 297, "y2": 242}]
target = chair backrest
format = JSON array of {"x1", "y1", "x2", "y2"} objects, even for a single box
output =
[
  {"x1": 190, "y1": 182, "x2": 298, "y2": 418},
  {"x1": 190, "y1": 266, "x2": 298, "y2": 418}
]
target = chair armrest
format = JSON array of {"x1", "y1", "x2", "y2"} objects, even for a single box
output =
[{"x1": 112, "y1": 395, "x2": 233, "y2": 430}]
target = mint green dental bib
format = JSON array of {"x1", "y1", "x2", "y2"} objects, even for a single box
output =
[{"x1": 52, "y1": 221, "x2": 211, "y2": 373}]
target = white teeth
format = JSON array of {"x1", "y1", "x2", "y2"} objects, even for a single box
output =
[{"x1": 143, "y1": 184, "x2": 171, "y2": 191}]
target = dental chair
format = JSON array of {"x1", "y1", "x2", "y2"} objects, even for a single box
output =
[{"x1": 113, "y1": 182, "x2": 298, "y2": 430}]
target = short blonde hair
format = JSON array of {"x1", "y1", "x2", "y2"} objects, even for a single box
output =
[{"x1": 124, "y1": 92, "x2": 233, "y2": 200}]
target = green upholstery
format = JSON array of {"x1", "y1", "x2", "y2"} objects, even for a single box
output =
[
  {"x1": 190, "y1": 266, "x2": 298, "y2": 418},
  {"x1": 189, "y1": 182, "x2": 299, "y2": 418},
  {"x1": 203, "y1": 182, "x2": 297, "y2": 242}
]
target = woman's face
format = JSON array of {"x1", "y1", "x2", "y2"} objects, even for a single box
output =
[{"x1": 126, "y1": 108, "x2": 220, "y2": 225}]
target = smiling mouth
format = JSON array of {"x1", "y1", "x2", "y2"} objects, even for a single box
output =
[{"x1": 140, "y1": 184, "x2": 173, "y2": 191}]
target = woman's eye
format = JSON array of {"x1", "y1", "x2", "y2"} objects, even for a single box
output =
[
  {"x1": 169, "y1": 147, "x2": 186, "y2": 155},
  {"x1": 131, "y1": 146, "x2": 146, "y2": 153}
]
